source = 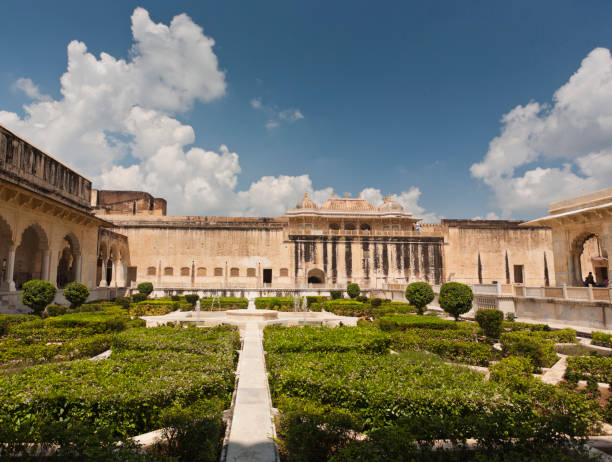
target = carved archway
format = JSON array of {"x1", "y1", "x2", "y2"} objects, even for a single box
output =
[
  {"x1": 0, "y1": 216, "x2": 14, "y2": 287},
  {"x1": 570, "y1": 232, "x2": 607, "y2": 285},
  {"x1": 15, "y1": 224, "x2": 49, "y2": 288},
  {"x1": 57, "y1": 233, "x2": 81, "y2": 288},
  {"x1": 307, "y1": 268, "x2": 325, "y2": 284}
]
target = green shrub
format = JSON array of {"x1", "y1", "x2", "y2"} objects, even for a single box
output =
[
  {"x1": 255, "y1": 297, "x2": 295, "y2": 310},
  {"x1": 323, "y1": 300, "x2": 368, "y2": 317},
  {"x1": 592, "y1": 331, "x2": 612, "y2": 348},
  {"x1": 310, "y1": 303, "x2": 322, "y2": 312},
  {"x1": 503, "y1": 321, "x2": 550, "y2": 332},
  {"x1": 44, "y1": 304, "x2": 68, "y2": 318},
  {"x1": 378, "y1": 315, "x2": 456, "y2": 332},
  {"x1": 21, "y1": 280, "x2": 57, "y2": 315},
  {"x1": 405, "y1": 282, "x2": 435, "y2": 315},
  {"x1": 306, "y1": 296, "x2": 326, "y2": 307},
  {"x1": 199, "y1": 297, "x2": 248, "y2": 310},
  {"x1": 171, "y1": 295, "x2": 181, "y2": 301},
  {"x1": 371, "y1": 302, "x2": 417, "y2": 317},
  {"x1": 0, "y1": 314, "x2": 39, "y2": 336},
  {"x1": 371, "y1": 298, "x2": 382, "y2": 308},
  {"x1": 500, "y1": 332, "x2": 558, "y2": 371},
  {"x1": 564, "y1": 356, "x2": 612, "y2": 386},
  {"x1": 475, "y1": 309, "x2": 504, "y2": 338},
  {"x1": 347, "y1": 283, "x2": 360, "y2": 299},
  {"x1": 115, "y1": 297, "x2": 131, "y2": 309},
  {"x1": 330, "y1": 290, "x2": 343, "y2": 300},
  {"x1": 137, "y1": 282, "x2": 154, "y2": 296},
  {"x1": 185, "y1": 294, "x2": 199, "y2": 306},
  {"x1": 439, "y1": 282, "x2": 473, "y2": 320},
  {"x1": 129, "y1": 300, "x2": 177, "y2": 316},
  {"x1": 489, "y1": 356, "x2": 535, "y2": 392},
  {"x1": 63, "y1": 282, "x2": 90, "y2": 308},
  {"x1": 356, "y1": 295, "x2": 368, "y2": 303},
  {"x1": 44, "y1": 312, "x2": 128, "y2": 333},
  {"x1": 132, "y1": 293, "x2": 148, "y2": 303}
]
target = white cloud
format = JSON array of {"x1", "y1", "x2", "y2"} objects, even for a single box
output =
[
  {"x1": 471, "y1": 47, "x2": 612, "y2": 217},
  {"x1": 472, "y1": 212, "x2": 500, "y2": 220},
  {"x1": 265, "y1": 120, "x2": 280, "y2": 130},
  {"x1": 360, "y1": 187, "x2": 440, "y2": 222},
  {"x1": 0, "y1": 7, "x2": 434, "y2": 220}
]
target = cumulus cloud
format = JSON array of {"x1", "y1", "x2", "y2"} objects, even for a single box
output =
[
  {"x1": 360, "y1": 187, "x2": 440, "y2": 222},
  {"x1": 0, "y1": 7, "x2": 434, "y2": 219},
  {"x1": 471, "y1": 47, "x2": 612, "y2": 217}
]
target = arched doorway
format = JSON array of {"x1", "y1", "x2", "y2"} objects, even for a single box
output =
[
  {"x1": 571, "y1": 232, "x2": 609, "y2": 286},
  {"x1": 15, "y1": 224, "x2": 49, "y2": 289},
  {"x1": 57, "y1": 233, "x2": 81, "y2": 288},
  {"x1": 307, "y1": 268, "x2": 325, "y2": 285},
  {"x1": 0, "y1": 216, "x2": 13, "y2": 289}
]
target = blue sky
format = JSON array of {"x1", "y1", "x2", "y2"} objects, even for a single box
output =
[{"x1": 1, "y1": 1, "x2": 611, "y2": 219}]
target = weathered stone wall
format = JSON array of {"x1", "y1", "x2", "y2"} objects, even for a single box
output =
[
  {"x1": 93, "y1": 190, "x2": 167, "y2": 216},
  {"x1": 442, "y1": 219, "x2": 554, "y2": 286}
]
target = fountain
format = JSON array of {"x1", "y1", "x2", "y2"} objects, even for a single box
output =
[{"x1": 226, "y1": 296, "x2": 279, "y2": 320}]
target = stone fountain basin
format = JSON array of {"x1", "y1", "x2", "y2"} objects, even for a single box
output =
[{"x1": 225, "y1": 309, "x2": 279, "y2": 320}]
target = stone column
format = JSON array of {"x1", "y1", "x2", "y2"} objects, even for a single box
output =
[
  {"x1": 6, "y1": 247, "x2": 15, "y2": 292},
  {"x1": 121, "y1": 261, "x2": 128, "y2": 287},
  {"x1": 73, "y1": 253, "x2": 82, "y2": 283},
  {"x1": 110, "y1": 259, "x2": 117, "y2": 288},
  {"x1": 99, "y1": 259, "x2": 108, "y2": 287},
  {"x1": 41, "y1": 250, "x2": 50, "y2": 281}
]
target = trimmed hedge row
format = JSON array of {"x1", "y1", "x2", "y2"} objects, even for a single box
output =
[
  {"x1": 378, "y1": 315, "x2": 457, "y2": 332},
  {"x1": 592, "y1": 331, "x2": 612, "y2": 348},
  {"x1": 0, "y1": 314, "x2": 39, "y2": 336},
  {"x1": 564, "y1": 356, "x2": 612, "y2": 386},
  {"x1": 199, "y1": 297, "x2": 248, "y2": 310},
  {"x1": 500, "y1": 332, "x2": 558, "y2": 371},
  {"x1": 255, "y1": 297, "x2": 297, "y2": 310}
]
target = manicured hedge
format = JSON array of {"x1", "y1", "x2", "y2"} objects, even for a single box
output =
[
  {"x1": 0, "y1": 314, "x2": 39, "y2": 336},
  {"x1": 500, "y1": 331, "x2": 558, "y2": 371},
  {"x1": 199, "y1": 297, "x2": 248, "y2": 310},
  {"x1": 503, "y1": 321, "x2": 550, "y2": 332},
  {"x1": 255, "y1": 297, "x2": 298, "y2": 311},
  {"x1": 323, "y1": 300, "x2": 368, "y2": 317},
  {"x1": 564, "y1": 356, "x2": 612, "y2": 386},
  {"x1": 592, "y1": 331, "x2": 612, "y2": 348},
  {"x1": 306, "y1": 296, "x2": 326, "y2": 307},
  {"x1": 264, "y1": 326, "x2": 390, "y2": 354},
  {"x1": 378, "y1": 315, "x2": 456, "y2": 332},
  {"x1": 44, "y1": 312, "x2": 130, "y2": 333}
]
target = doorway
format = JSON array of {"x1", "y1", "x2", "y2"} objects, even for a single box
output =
[{"x1": 263, "y1": 268, "x2": 272, "y2": 284}]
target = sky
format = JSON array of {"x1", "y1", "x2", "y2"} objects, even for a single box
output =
[{"x1": 1, "y1": 1, "x2": 612, "y2": 220}]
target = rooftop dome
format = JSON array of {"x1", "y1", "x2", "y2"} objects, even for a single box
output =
[
  {"x1": 320, "y1": 196, "x2": 377, "y2": 211},
  {"x1": 378, "y1": 197, "x2": 404, "y2": 212},
  {"x1": 295, "y1": 193, "x2": 318, "y2": 209}
]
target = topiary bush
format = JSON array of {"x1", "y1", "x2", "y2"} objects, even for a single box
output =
[
  {"x1": 405, "y1": 282, "x2": 434, "y2": 315},
  {"x1": 592, "y1": 331, "x2": 612, "y2": 348},
  {"x1": 330, "y1": 290, "x2": 343, "y2": 300},
  {"x1": 171, "y1": 295, "x2": 180, "y2": 302},
  {"x1": 132, "y1": 293, "x2": 147, "y2": 303},
  {"x1": 500, "y1": 332, "x2": 558, "y2": 372},
  {"x1": 185, "y1": 294, "x2": 199, "y2": 307},
  {"x1": 475, "y1": 309, "x2": 504, "y2": 338},
  {"x1": 347, "y1": 283, "x2": 360, "y2": 299},
  {"x1": 63, "y1": 282, "x2": 90, "y2": 309},
  {"x1": 44, "y1": 304, "x2": 68, "y2": 318},
  {"x1": 21, "y1": 280, "x2": 57, "y2": 315},
  {"x1": 356, "y1": 295, "x2": 368, "y2": 303},
  {"x1": 137, "y1": 282, "x2": 154, "y2": 297},
  {"x1": 371, "y1": 298, "x2": 382, "y2": 308},
  {"x1": 115, "y1": 297, "x2": 131, "y2": 309},
  {"x1": 439, "y1": 282, "x2": 473, "y2": 320},
  {"x1": 489, "y1": 356, "x2": 535, "y2": 392}
]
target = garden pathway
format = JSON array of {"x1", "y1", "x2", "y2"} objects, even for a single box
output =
[{"x1": 225, "y1": 321, "x2": 278, "y2": 462}]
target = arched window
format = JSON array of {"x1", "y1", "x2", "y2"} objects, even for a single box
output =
[
  {"x1": 360, "y1": 223, "x2": 371, "y2": 231},
  {"x1": 164, "y1": 267, "x2": 173, "y2": 276},
  {"x1": 147, "y1": 266, "x2": 156, "y2": 276},
  {"x1": 344, "y1": 222, "x2": 356, "y2": 230},
  {"x1": 197, "y1": 267, "x2": 206, "y2": 277},
  {"x1": 247, "y1": 268, "x2": 256, "y2": 277},
  {"x1": 230, "y1": 267, "x2": 239, "y2": 277},
  {"x1": 180, "y1": 267, "x2": 190, "y2": 276},
  {"x1": 329, "y1": 223, "x2": 340, "y2": 230},
  {"x1": 214, "y1": 267, "x2": 223, "y2": 276},
  {"x1": 279, "y1": 268, "x2": 289, "y2": 277}
]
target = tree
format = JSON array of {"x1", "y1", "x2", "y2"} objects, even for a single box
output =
[
  {"x1": 439, "y1": 282, "x2": 473, "y2": 321},
  {"x1": 21, "y1": 280, "x2": 57, "y2": 315},
  {"x1": 330, "y1": 290, "x2": 343, "y2": 300},
  {"x1": 347, "y1": 283, "x2": 360, "y2": 299},
  {"x1": 475, "y1": 309, "x2": 504, "y2": 338},
  {"x1": 137, "y1": 282, "x2": 154, "y2": 297},
  {"x1": 185, "y1": 294, "x2": 199, "y2": 306},
  {"x1": 405, "y1": 282, "x2": 434, "y2": 315},
  {"x1": 63, "y1": 282, "x2": 90, "y2": 308}
]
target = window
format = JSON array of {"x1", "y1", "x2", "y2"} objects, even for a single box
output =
[
  {"x1": 329, "y1": 223, "x2": 340, "y2": 230},
  {"x1": 180, "y1": 267, "x2": 190, "y2": 276},
  {"x1": 164, "y1": 267, "x2": 173, "y2": 276},
  {"x1": 214, "y1": 267, "x2": 223, "y2": 277},
  {"x1": 344, "y1": 222, "x2": 356, "y2": 230},
  {"x1": 247, "y1": 268, "x2": 256, "y2": 277},
  {"x1": 230, "y1": 267, "x2": 240, "y2": 277},
  {"x1": 360, "y1": 223, "x2": 371, "y2": 231},
  {"x1": 513, "y1": 265, "x2": 524, "y2": 284},
  {"x1": 263, "y1": 268, "x2": 272, "y2": 283},
  {"x1": 147, "y1": 266, "x2": 156, "y2": 276},
  {"x1": 280, "y1": 268, "x2": 289, "y2": 277},
  {"x1": 197, "y1": 267, "x2": 206, "y2": 277}
]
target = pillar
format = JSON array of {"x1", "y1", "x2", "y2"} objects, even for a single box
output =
[
  {"x1": 74, "y1": 253, "x2": 82, "y2": 283},
  {"x1": 99, "y1": 259, "x2": 108, "y2": 287},
  {"x1": 110, "y1": 259, "x2": 117, "y2": 287},
  {"x1": 41, "y1": 250, "x2": 50, "y2": 281},
  {"x1": 6, "y1": 247, "x2": 15, "y2": 292}
]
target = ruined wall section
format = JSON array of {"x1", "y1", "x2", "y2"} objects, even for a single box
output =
[
  {"x1": 442, "y1": 219, "x2": 554, "y2": 286},
  {"x1": 93, "y1": 190, "x2": 167, "y2": 216}
]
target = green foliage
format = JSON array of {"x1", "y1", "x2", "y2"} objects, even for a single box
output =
[
  {"x1": 564, "y1": 356, "x2": 612, "y2": 386},
  {"x1": 356, "y1": 295, "x2": 368, "y2": 303},
  {"x1": 20, "y1": 280, "x2": 57, "y2": 315},
  {"x1": 438, "y1": 282, "x2": 473, "y2": 320},
  {"x1": 44, "y1": 312, "x2": 128, "y2": 333},
  {"x1": 132, "y1": 292, "x2": 148, "y2": 303},
  {"x1": 185, "y1": 293, "x2": 199, "y2": 306},
  {"x1": 346, "y1": 283, "x2": 360, "y2": 299},
  {"x1": 503, "y1": 321, "x2": 550, "y2": 332},
  {"x1": 199, "y1": 297, "x2": 248, "y2": 310},
  {"x1": 63, "y1": 281, "x2": 90, "y2": 308},
  {"x1": 306, "y1": 296, "x2": 326, "y2": 307},
  {"x1": 264, "y1": 326, "x2": 390, "y2": 354},
  {"x1": 255, "y1": 297, "x2": 296, "y2": 310},
  {"x1": 310, "y1": 303, "x2": 322, "y2": 312},
  {"x1": 378, "y1": 315, "x2": 456, "y2": 332},
  {"x1": 489, "y1": 356, "x2": 535, "y2": 392},
  {"x1": 0, "y1": 314, "x2": 39, "y2": 336},
  {"x1": 322, "y1": 299, "x2": 368, "y2": 316},
  {"x1": 500, "y1": 332, "x2": 558, "y2": 371},
  {"x1": 330, "y1": 290, "x2": 343, "y2": 300},
  {"x1": 371, "y1": 297, "x2": 382, "y2": 307},
  {"x1": 171, "y1": 294, "x2": 181, "y2": 301},
  {"x1": 592, "y1": 331, "x2": 612, "y2": 348},
  {"x1": 475, "y1": 309, "x2": 504, "y2": 338},
  {"x1": 137, "y1": 282, "x2": 154, "y2": 296},
  {"x1": 114, "y1": 296, "x2": 131, "y2": 309},
  {"x1": 129, "y1": 300, "x2": 179, "y2": 316},
  {"x1": 43, "y1": 304, "x2": 68, "y2": 317},
  {"x1": 405, "y1": 282, "x2": 435, "y2": 315}
]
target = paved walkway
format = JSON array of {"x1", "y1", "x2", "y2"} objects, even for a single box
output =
[{"x1": 225, "y1": 322, "x2": 277, "y2": 462}]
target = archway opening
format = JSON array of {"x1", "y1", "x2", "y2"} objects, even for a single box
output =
[
  {"x1": 15, "y1": 225, "x2": 47, "y2": 289},
  {"x1": 0, "y1": 216, "x2": 12, "y2": 288},
  {"x1": 307, "y1": 268, "x2": 325, "y2": 285},
  {"x1": 57, "y1": 234, "x2": 80, "y2": 288},
  {"x1": 578, "y1": 234, "x2": 608, "y2": 285}
]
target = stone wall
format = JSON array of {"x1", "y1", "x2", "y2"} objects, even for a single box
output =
[
  {"x1": 93, "y1": 190, "x2": 167, "y2": 216},
  {"x1": 442, "y1": 219, "x2": 554, "y2": 286}
]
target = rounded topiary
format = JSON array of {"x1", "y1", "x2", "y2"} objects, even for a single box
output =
[
  {"x1": 44, "y1": 304, "x2": 67, "y2": 318},
  {"x1": 347, "y1": 283, "x2": 360, "y2": 299},
  {"x1": 405, "y1": 282, "x2": 435, "y2": 315},
  {"x1": 115, "y1": 297, "x2": 131, "y2": 309},
  {"x1": 63, "y1": 282, "x2": 90, "y2": 308},
  {"x1": 330, "y1": 290, "x2": 343, "y2": 300},
  {"x1": 439, "y1": 282, "x2": 473, "y2": 321},
  {"x1": 137, "y1": 282, "x2": 154, "y2": 297},
  {"x1": 371, "y1": 298, "x2": 382, "y2": 308},
  {"x1": 21, "y1": 280, "x2": 57, "y2": 315},
  {"x1": 475, "y1": 309, "x2": 504, "y2": 338},
  {"x1": 132, "y1": 293, "x2": 147, "y2": 303},
  {"x1": 185, "y1": 294, "x2": 199, "y2": 306}
]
